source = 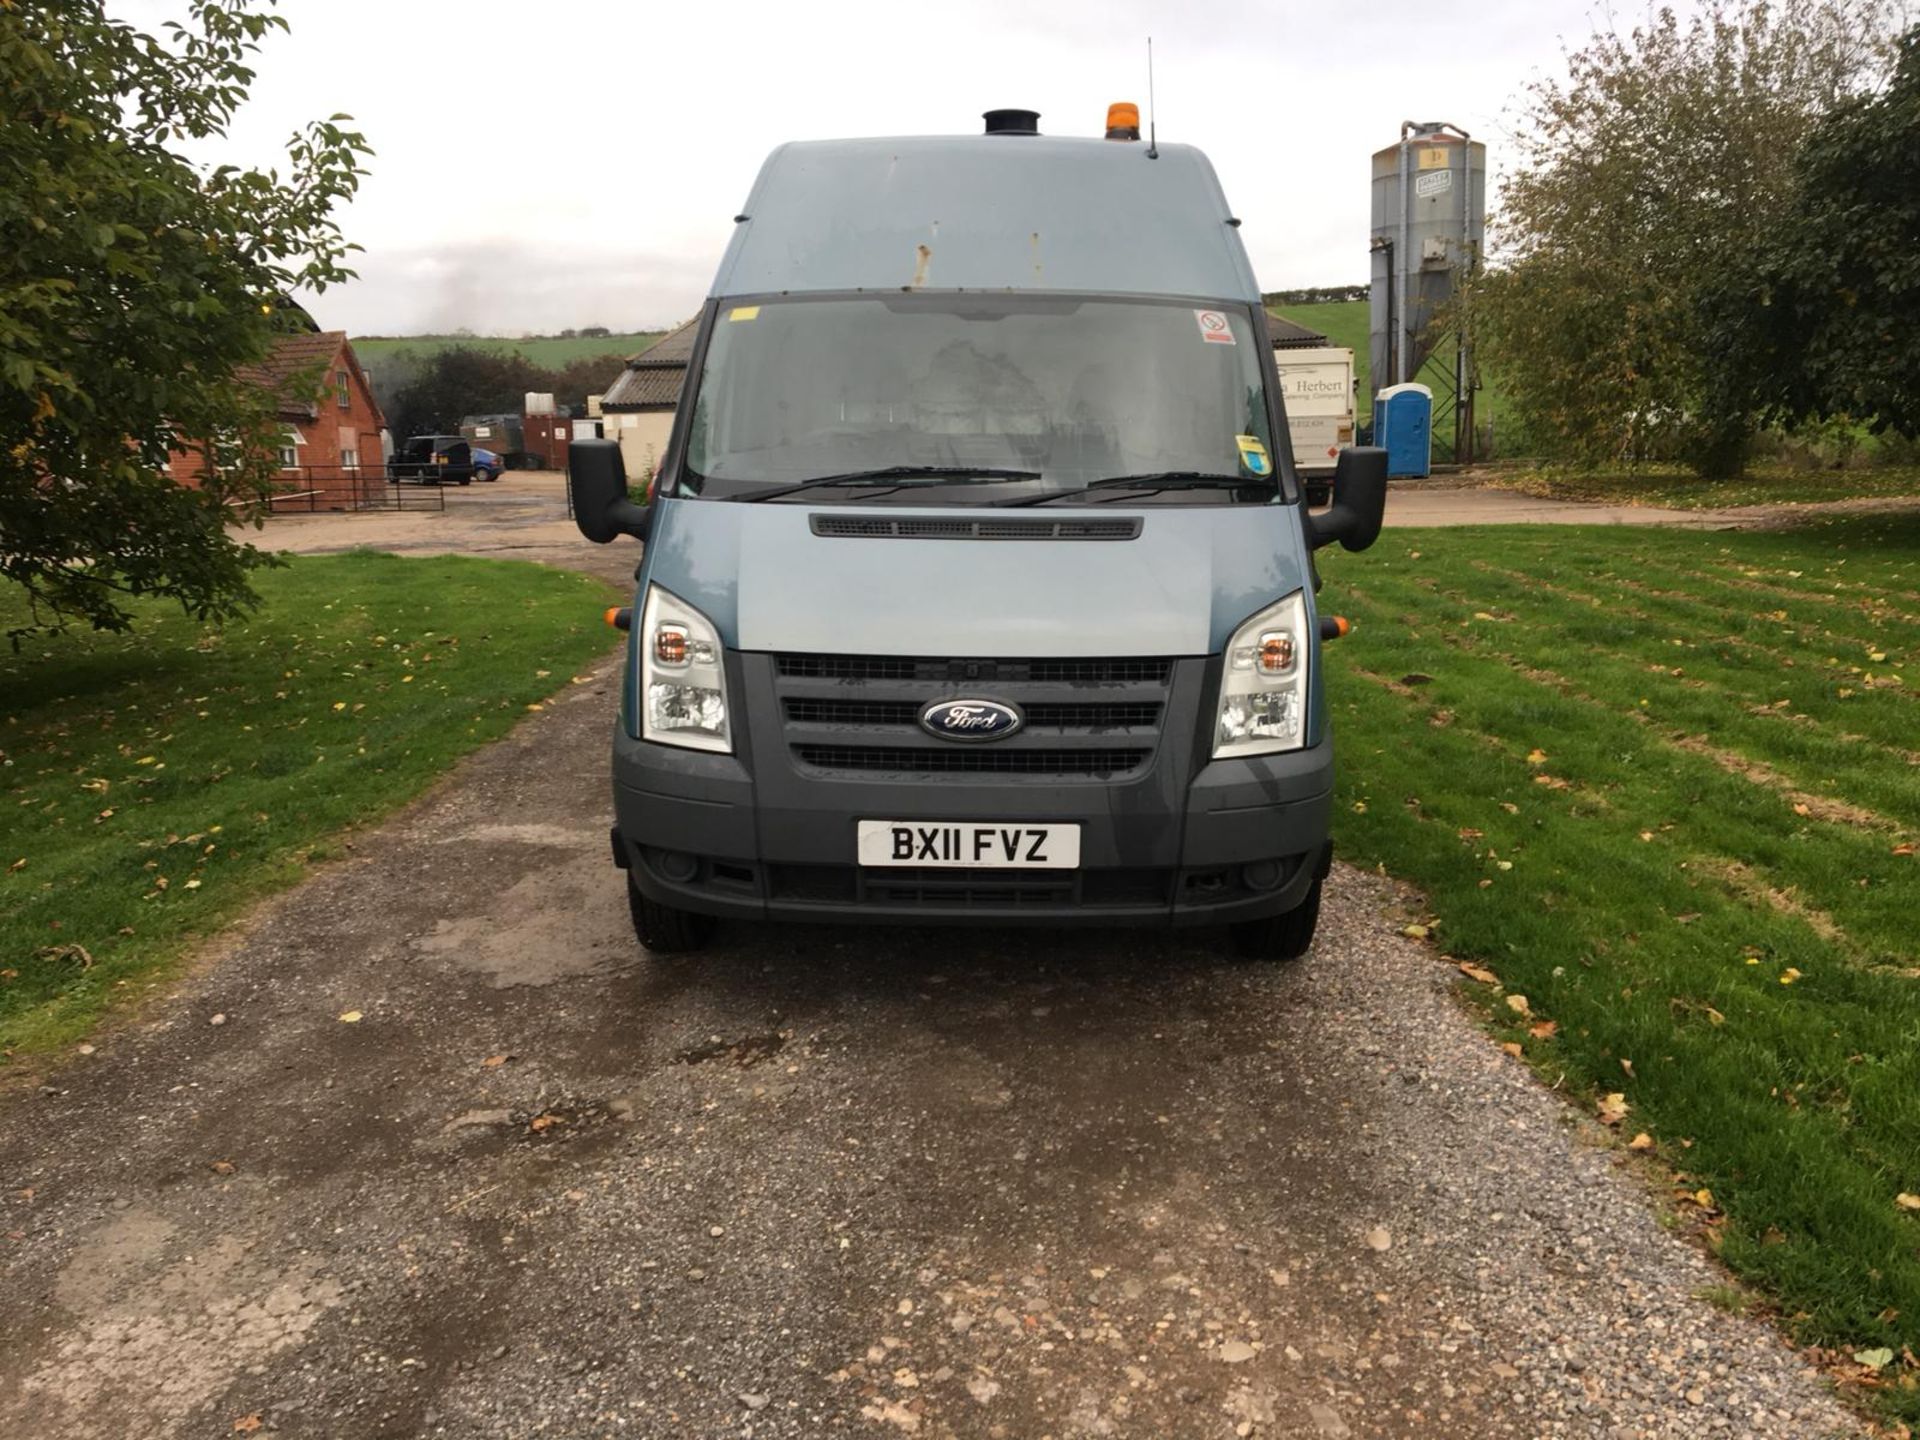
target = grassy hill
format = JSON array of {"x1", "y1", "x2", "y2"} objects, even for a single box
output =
[{"x1": 353, "y1": 332, "x2": 665, "y2": 369}]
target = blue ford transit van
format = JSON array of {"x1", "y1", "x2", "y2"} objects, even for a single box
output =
[{"x1": 569, "y1": 107, "x2": 1387, "y2": 959}]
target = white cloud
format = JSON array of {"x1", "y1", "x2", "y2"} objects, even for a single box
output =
[{"x1": 128, "y1": 0, "x2": 1622, "y2": 334}]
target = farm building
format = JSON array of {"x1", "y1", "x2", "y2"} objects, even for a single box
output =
[
  {"x1": 1267, "y1": 314, "x2": 1329, "y2": 350},
  {"x1": 170, "y1": 328, "x2": 387, "y2": 510},
  {"x1": 598, "y1": 318, "x2": 697, "y2": 481}
]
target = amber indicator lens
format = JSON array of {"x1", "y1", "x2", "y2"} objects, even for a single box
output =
[
  {"x1": 654, "y1": 625, "x2": 689, "y2": 666},
  {"x1": 1258, "y1": 633, "x2": 1295, "y2": 674}
]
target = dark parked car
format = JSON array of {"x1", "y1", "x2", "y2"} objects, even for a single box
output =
[{"x1": 387, "y1": 435, "x2": 502, "y2": 485}]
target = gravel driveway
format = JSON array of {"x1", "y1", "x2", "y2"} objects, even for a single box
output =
[{"x1": 0, "y1": 497, "x2": 1865, "y2": 1438}]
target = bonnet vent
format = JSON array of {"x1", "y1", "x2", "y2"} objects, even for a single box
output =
[{"x1": 810, "y1": 515, "x2": 1141, "y2": 541}]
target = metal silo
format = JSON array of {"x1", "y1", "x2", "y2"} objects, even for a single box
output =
[{"x1": 1369, "y1": 122, "x2": 1486, "y2": 461}]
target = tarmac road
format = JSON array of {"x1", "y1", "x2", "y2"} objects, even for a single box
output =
[{"x1": 0, "y1": 481, "x2": 1865, "y2": 1439}]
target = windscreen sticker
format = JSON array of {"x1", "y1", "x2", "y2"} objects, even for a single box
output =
[
  {"x1": 729, "y1": 305, "x2": 761, "y2": 322},
  {"x1": 1235, "y1": 434, "x2": 1271, "y2": 476},
  {"x1": 1194, "y1": 309, "x2": 1236, "y2": 345}
]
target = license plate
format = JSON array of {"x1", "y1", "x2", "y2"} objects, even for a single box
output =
[{"x1": 856, "y1": 820, "x2": 1081, "y2": 869}]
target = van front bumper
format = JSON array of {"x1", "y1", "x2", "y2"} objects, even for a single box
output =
[{"x1": 609, "y1": 724, "x2": 1333, "y2": 928}]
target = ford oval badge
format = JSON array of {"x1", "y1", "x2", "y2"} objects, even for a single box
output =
[{"x1": 919, "y1": 698, "x2": 1023, "y2": 743}]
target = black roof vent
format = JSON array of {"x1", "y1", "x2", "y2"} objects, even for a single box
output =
[{"x1": 983, "y1": 108, "x2": 1040, "y2": 136}]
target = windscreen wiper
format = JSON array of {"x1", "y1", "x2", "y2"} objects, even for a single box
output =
[
  {"x1": 735, "y1": 466, "x2": 1041, "y2": 502},
  {"x1": 1006, "y1": 472, "x2": 1265, "y2": 506}
]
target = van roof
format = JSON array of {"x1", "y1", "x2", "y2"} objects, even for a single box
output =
[{"x1": 711, "y1": 136, "x2": 1261, "y2": 304}]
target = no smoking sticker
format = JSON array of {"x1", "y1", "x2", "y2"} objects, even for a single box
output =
[{"x1": 1194, "y1": 309, "x2": 1236, "y2": 345}]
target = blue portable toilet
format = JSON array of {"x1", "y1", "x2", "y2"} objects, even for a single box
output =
[{"x1": 1375, "y1": 383, "x2": 1432, "y2": 478}]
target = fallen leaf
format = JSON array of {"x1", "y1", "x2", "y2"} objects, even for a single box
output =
[
  {"x1": 1692, "y1": 1188, "x2": 1716, "y2": 1211},
  {"x1": 1525, "y1": 748, "x2": 1548, "y2": 765},
  {"x1": 338, "y1": 1009, "x2": 363, "y2": 1023},
  {"x1": 232, "y1": 1417, "x2": 264, "y2": 1435},
  {"x1": 1505, "y1": 993, "x2": 1532, "y2": 1017},
  {"x1": 1597, "y1": 1092, "x2": 1630, "y2": 1126},
  {"x1": 1628, "y1": 1132, "x2": 1655, "y2": 1151},
  {"x1": 1400, "y1": 923, "x2": 1430, "y2": 940},
  {"x1": 482, "y1": 1053, "x2": 512, "y2": 1068},
  {"x1": 1500, "y1": 1042, "x2": 1524, "y2": 1057},
  {"x1": 1779, "y1": 968, "x2": 1803, "y2": 986},
  {"x1": 1893, "y1": 843, "x2": 1916, "y2": 857},
  {"x1": 1458, "y1": 963, "x2": 1499, "y2": 985},
  {"x1": 1217, "y1": 1339, "x2": 1256, "y2": 1363},
  {"x1": 1792, "y1": 802, "x2": 1811, "y2": 817},
  {"x1": 1620, "y1": 1058, "x2": 1636, "y2": 1078},
  {"x1": 1528, "y1": 1020, "x2": 1558, "y2": 1039},
  {"x1": 1896, "y1": 1194, "x2": 1920, "y2": 1212},
  {"x1": 209, "y1": 1159, "x2": 235, "y2": 1175},
  {"x1": 1854, "y1": 1347, "x2": 1895, "y2": 1372},
  {"x1": 1363, "y1": 1226, "x2": 1392, "y2": 1252}
]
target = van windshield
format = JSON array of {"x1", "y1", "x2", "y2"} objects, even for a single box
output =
[{"x1": 678, "y1": 295, "x2": 1281, "y2": 504}]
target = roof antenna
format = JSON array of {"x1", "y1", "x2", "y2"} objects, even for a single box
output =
[{"x1": 1146, "y1": 36, "x2": 1159, "y2": 158}]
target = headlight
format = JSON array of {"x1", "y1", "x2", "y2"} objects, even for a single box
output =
[
  {"x1": 1212, "y1": 592, "x2": 1309, "y2": 758},
  {"x1": 640, "y1": 584, "x2": 731, "y2": 753}
]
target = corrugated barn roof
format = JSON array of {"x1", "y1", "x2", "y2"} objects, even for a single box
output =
[
  {"x1": 602, "y1": 318, "x2": 699, "y2": 411},
  {"x1": 1267, "y1": 314, "x2": 1329, "y2": 350}
]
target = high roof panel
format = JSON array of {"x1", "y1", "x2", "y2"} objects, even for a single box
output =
[{"x1": 711, "y1": 137, "x2": 1261, "y2": 303}]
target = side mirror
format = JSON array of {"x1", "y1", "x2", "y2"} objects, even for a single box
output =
[
  {"x1": 570, "y1": 438, "x2": 651, "y2": 544},
  {"x1": 1306, "y1": 446, "x2": 1387, "y2": 553}
]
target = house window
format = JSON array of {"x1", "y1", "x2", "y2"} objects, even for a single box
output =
[
  {"x1": 336, "y1": 370, "x2": 351, "y2": 409},
  {"x1": 279, "y1": 429, "x2": 304, "y2": 470},
  {"x1": 340, "y1": 447, "x2": 358, "y2": 471}
]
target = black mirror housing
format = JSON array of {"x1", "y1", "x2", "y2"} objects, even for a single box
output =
[
  {"x1": 570, "y1": 438, "x2": 652, "y2": 544},
  {"x1": 1307, "y1": 446, "x2": 1388, "y2": 553}
]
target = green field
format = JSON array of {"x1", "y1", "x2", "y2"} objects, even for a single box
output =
[
  {"x1": 0, "y1": 553, "x2": 618, "y2": 1056},
  {"x1": 353, "y1": 331, "x2": 665, "y2": 369},
  {"x1": 1319, "y1": 515, "x2": 1920, "y2": 1417}
]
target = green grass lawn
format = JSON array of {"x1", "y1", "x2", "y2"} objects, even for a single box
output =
[
  {"x1": 0, "y1": 552, "x2": 619, "y2": 1057},
  {"x1": 1480, "y1": 461, "x2": 1920, "y2": 510},
  {"x1": 1318, "y1": 514, "x2": 1920, "y2": 1416},
  {"x1": 353, "y1": 332, "x2": 665, "y2": 369}
]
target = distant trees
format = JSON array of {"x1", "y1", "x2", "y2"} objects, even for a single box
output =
[
  {"x1": 1474, "y1": 0, "x2": 1898, "y2": 477},
  {"x1": 1260, "y1": 286, "x2": 1367, "y2": 307},
  {"x1": 384, "y1": 348, "x2": 627, "y2": 439}
]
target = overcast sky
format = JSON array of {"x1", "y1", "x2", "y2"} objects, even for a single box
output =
[{"x1": 134, "y1": 0, "x2": 1630, "y2": 336}]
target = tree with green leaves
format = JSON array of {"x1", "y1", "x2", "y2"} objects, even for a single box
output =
[
  {"x1": 1475, "y1": 0, "x2": 1897, "y2": 477},
  {"x1": 1709, "y1": 27, "x2": 1920, "y2": 441},
  {"x1": 0, "y1": 1, "x2": 371, "y2": 636}
]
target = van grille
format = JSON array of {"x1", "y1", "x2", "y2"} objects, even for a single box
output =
[
  {"x1": 783, "y1": 698, "x2": 1161, "y2": 730},
  {"x1": 793, "y1": 745, "x2": 1149, "y2": 777},
  {"x1": 770, "y1": 651, "x2": 1176, "y2": 782},
  {"x1": 775, "y1": 655, "x2": 1172, "y2": 685}
]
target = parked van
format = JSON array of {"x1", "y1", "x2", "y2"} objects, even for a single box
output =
[
  {"x1": 1274, "y1": 347, "x2": 1356, "y2": 506},
  {"x1": 569, "y1": 106, "x2": 1387, "y2": 959}
]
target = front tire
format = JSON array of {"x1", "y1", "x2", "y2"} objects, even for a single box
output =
[
  {"x1": 626, "y1": 876, "x2": 717, "y2": 954},
  {"x1": 1229, "y1": 879, "x2": 1322, "y2": 961},
  {"x1": 473, "y1": 467, "x2": 496, "y2": 483}
]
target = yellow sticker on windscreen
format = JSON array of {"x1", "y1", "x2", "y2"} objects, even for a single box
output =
[
  {"x1": 1235, "y1": 434, "x2": 1271, "y2": 476},
  {"x1": 729, "y1": 305, "x2": 761, "y2": 322}
]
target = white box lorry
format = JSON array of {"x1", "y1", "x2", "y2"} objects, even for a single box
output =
[{"x1": 1274, "y1": 346, "x2": 1355, "y2": 505}]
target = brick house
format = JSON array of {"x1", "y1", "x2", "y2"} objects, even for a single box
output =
[{"x1": 170, "y1": 330, "x2": 387, "y2": 509}]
